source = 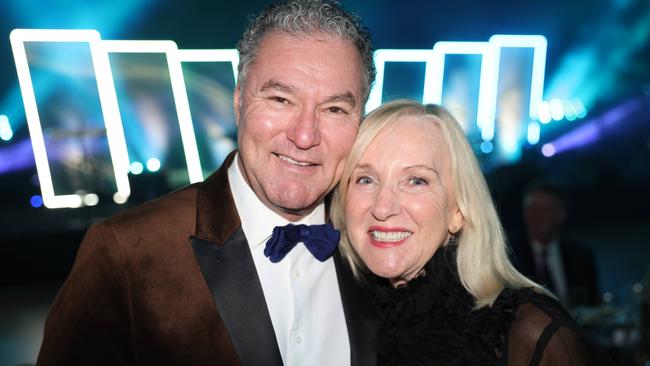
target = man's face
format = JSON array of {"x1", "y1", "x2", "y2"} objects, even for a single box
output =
[
  {"x1": 234, "y1": 32, "x2": 364, "y2": 221},
  {"x1": 524, "y1": 191, "x2": 566, "y2": 243}
]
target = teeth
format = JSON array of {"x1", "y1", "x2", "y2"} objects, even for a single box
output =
[
  {"x1": 278, "y1": 154, "x2": 312, "y2": 166},
  {"x1": 370, "y1": 231, "x2": 412, "y2": 242}
]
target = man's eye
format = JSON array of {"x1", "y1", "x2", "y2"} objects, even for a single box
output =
[
  {"x1": 355, "y1": 176, "x2": 373, "y2": 185},
  {"x1": 269, "y1": 96, "x2": 289, "y2": 104},
  {"x1": 326, "y1": 106, "x2": 348, "y2": 115},
  {"x1": 408, "y1": 177, "x2": 428, "y2": 186}
]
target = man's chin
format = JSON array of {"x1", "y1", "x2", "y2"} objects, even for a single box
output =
[{"x1": 268, "y1": 193, "x2": 324, "y2": 219}]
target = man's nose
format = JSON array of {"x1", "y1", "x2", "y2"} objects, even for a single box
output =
[
  {"x1": 287, "y1": 108, "x2": 320, "y2": 149},
  {"x1": 370, "y1": 185, "x2": 401, "y2": 221}
]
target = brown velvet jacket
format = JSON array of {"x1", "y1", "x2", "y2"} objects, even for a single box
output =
[{"x1": 37, "y1": 153, "x2": 378, "y2": 366}]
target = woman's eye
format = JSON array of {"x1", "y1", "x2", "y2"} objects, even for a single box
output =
[
  {"x1": 355, "y1": 176, "x2": 374, "y2": 185},
  {"x1": 408, "y1": 177, "x2": 428, "y2": 186}
]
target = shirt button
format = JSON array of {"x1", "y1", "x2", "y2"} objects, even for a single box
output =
[
  {"x1": 295, "y1": 336, "x2": 302, "y2": 344},
  {"x1": 294, "y1": 270, "x2": 301, "y2": 278}
]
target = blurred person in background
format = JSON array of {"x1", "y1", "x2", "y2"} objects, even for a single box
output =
[{"x1": 510, "y1": 180, "x2": 600, "y2": 309}]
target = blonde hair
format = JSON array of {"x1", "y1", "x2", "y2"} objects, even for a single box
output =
[{"x1": 331, "y1": 99, "x2": 548, "y2": 308}]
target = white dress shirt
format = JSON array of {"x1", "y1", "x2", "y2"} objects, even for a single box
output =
[
  {"x1": 227, "y1": 154, "x2": 350, "y2": 366},
  {"x1": 531, "y1": 238, "x2": 569, "y2": 306}
]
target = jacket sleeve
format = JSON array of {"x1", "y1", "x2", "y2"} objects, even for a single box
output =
[{"x1": 37, "y1": 222, "x2": 136, "y2": 366}]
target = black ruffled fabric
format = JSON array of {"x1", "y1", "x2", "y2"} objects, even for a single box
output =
[{"x1": 373, "y1": 245, "x2": 526, "y2": 366}]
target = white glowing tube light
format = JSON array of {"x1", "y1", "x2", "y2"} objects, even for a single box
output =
[
  {"x1": 489, "y1": 35, "x2": 548, "y2": 121},
  {"x1": 427, "y1": 42, "x2": 490, "y2": 105},
  {"x1": 175, "y1": 49, "x2": 239, "y2": 80},
  {"x1": 9, "y1": 29, "x2": 130, "y2": 208},
  {"x1": 98, "y1": 40, "x2": 204, "y2": 183},
  {"x1": 366, "y1": 49, "x2": 435, "y2": 113},
  {"x1": 11, "y1": 29, "x2": 553, "y2": 208}
]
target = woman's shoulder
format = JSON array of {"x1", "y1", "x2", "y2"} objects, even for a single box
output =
[{"x1": 498, "y1": 288, "x2": 615, "y2": 366}]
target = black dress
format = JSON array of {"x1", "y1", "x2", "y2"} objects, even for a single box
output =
[{"x1": 372, "y1": 245, "x2": 615, "y2": 366}]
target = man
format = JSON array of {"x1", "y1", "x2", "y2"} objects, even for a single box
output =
[
  {"x1": 37, "y1": 1, "x2": 377, "y2": 365},
  {"x1": 510, "y1": 180, "x2": 600, "y2": 308}
]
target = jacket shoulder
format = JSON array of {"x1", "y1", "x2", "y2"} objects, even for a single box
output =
[{"x1": 105, "y1": 184, "x2": 198, "y2": 230}]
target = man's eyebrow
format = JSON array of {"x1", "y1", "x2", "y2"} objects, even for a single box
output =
[
  {"x1": 324, "y1": 92, "x2": 357, "y2": 109},
  {"x1": 259, "y1": 79, "x2": 297, "y2": 94}
]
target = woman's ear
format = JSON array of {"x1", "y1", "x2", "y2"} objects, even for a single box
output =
[{"x1": 448, "y1": 208, "x2": 465, "y2": 234}]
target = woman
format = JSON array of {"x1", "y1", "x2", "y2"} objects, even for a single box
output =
[{"x1": 331, "y1": 100, "x2": 613, "y2": 365}]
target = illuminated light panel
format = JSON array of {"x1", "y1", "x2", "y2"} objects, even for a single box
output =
[
  {"x1": 130, "y1": 161, "x2": 144, "y2": 175},
  {"x1": 489, "y1": 35, "x2": 547, "y2": 121},
  {"x1": 527, "y1": 121, "x2": 541, "y2": 145},
  {"x1": 146, "y1": 158, "x2": 161, "y2": 172},
  {"x1": 11, "y1": 30, "x2": 561, "y2": 207},
  {"x1": 366, "y1": 49, "x2": 435, "y2": 113},
  {"x1": 476, "y1": 35, "x2": 548, "y2": 141},
  {"x1": 98, "y1": 40, "x2": 204, "y2": 183},
  {"x1": 428, "y1": 42, "x2": 494, "y2": 140},
  {"x1": 175, "y1": 49, "x2": 239, "y2": 81},
  {"x1": 10, "y1": 29, "x2": 103, "y2": 208},
  {"x1": 86, "y1": 36, "x2": 133, "y2": 206},
  {"x1": 541, "y1": 143, "x2": 556, "y2": 157}
]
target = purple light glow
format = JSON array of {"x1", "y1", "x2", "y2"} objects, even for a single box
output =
[
  {"x1": 547, "y1": 98, "x2": 646, "y2": 155},
  {"x1": 0, "y1": 139, "x2": 35, "y2": 174}
]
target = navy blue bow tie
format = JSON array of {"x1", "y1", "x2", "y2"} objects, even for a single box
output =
[{"x1": 264, "y1": 223, "x2": 340, "y2": 263}]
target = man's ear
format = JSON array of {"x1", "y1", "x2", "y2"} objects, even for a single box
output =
[{"x1": 233, "y1": 84, "x2": 241, "y2": 127}]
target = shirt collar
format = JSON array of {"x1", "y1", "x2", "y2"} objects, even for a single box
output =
[
  {"x1": 227, "y1": 153, "x2": 326, "y2": 249},
  {"x1": 530, "y1": 237, "x2": 560, "y2": 255}
]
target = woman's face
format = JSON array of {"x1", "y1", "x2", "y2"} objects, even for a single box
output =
[{"x1": 345, "y1": 115, "x2": 464, "y2": 287}]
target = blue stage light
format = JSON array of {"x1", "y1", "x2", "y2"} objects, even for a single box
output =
[
  {"x1": 0, "y1": 129, "x2": 12, "y2": 141},
  {"x1": 527, "y1": 122, "x2": 541, "y2": 145},
  {"x1": 0, "y1": 115, "x2": 12, "y2": 141},
  {"x1": 574, "y1": 99, "x2": 588, "y2": 118},
  {"x1": 541, "y1": 144, "x2": 556, "y2": 157},
  {"x1": 30, "y1": 195, "x2": 43, "y2": 208},
  {"x1": 549, "y1": 98, "x2": 565, "y2": 121},
  {"x1": 130, "y1": 161, "x2": 144, "y2": 175},
  {"x1": 480, "y1": 141, "x2": 493, "y2": 154},
  {"x1": 146, "y1": 158, "x2": 161, "y2": 172},
  {"x1": 563, "y1": 101, "x2": 578, "y2": 121}
]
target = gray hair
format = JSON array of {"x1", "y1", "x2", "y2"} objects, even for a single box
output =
[{"x1": 237, "y1": 0, "x2": 375, "y2": 103}]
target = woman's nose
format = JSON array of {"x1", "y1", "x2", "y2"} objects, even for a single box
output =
[{"x1": 370, "y1": 185, "x2": 401, "y2": 221}]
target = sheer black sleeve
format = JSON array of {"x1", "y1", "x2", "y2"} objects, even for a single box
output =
[{"x1": 505, "y1": 294, "x2": 615, "y2": 366}]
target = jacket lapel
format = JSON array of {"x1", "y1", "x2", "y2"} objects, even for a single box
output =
[
  {"x1": 334, "y1": 250, "x2": 379, "y2": 366},
  {"x1": 191, "y1": 152, "x2": 282, "y2": 366}
]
